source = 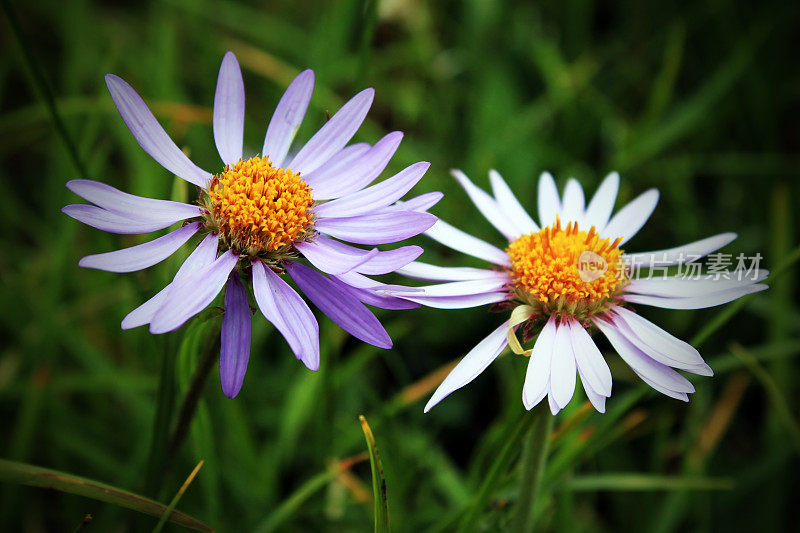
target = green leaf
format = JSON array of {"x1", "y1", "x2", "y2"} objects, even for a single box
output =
[
  {"x1": 0, "y1": 458, "x2": 212, "y2": 531},
  {"x1": 561, "y1": 473, "x2": 735, "y2": 492},
  {"x1": 360, "y1": 415, "x2": 390, "y2": 533}
]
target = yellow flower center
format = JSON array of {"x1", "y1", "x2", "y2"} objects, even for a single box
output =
[
  {"x1": 506, "y1": 218, "x2": 628, "y2": 316},
  {"x1": 205, "y1": 156, "x2": 314, "y2": 255}
]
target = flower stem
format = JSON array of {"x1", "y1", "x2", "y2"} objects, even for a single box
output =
[
  {"x1": 164, "y1": 333, "x2": 220, "y2": 471},
  {"x1": 511, "y1": 403, "x2": 554, "y2": 532}
]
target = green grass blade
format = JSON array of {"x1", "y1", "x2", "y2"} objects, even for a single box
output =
[
  {"x1": 153, "y1": 460, "x2": 205, "y2": 533},
  {"x1": 561, "y1": 474, "x2": 735, "y2": 492},
  {"x1": 359, "y1": 415, "x2": 390, "y2": 533},
  {"x1": 0, "y1": 459, "x2": 211, "y2": 531}
]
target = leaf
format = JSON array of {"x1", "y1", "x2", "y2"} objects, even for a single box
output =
[
  {"x1": 0, "y1": 459, "x2": 212, "y2": 531},
  {"x1": 561, "y1": 473, "x2": 735, "y2": 492},
  {"x1": 359, "y1": 415, "x2": 390, "y2": 533},
  {"x1": 153, "y1": 460, "x2": 205, "y2": 533}
]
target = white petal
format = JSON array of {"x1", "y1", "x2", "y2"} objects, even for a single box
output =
[
  {"x1": 425, "y1": 219, "x2": 510, "y2": 266},
  {"x1": 594, "y1": 318, "x2": 695, "y2": 394},
  {"x1": 397, "y1": 292, "x2": 508, "y2": 310},
  {"x1": 550, "y1": 320, "x2": 577, "y2": 409},
  {"x1": 582, "y1": 172, "x2": 619, "y2": 231},
  {"x1": 611, "y1": 306, "x2": 704, "y2": 367},
  {"x1": 452, "y1": 169, "x2": 520, "y2": 240},
  {"x1": 600, "y1": 189, "x2": 659, "y2": 245},
  {"x1": 624, "y1": 270, "x2": 768, "y2": 298},
  {"x1": 560, "y1": 178, "x2": 585, "y2": 225},
  {"x1": 424, "y1": 321, "x2": 510, "y2": 412},
  {"x1": 396, "y1": 261, "x2": 510, "y2": 282},
  {"x1": 569, "y1": 320, "x2": 612, "y2": 396},
  {"x1": 622, "y1": 284, "x2": 768, "y2": 309},
  {"x1": 523, "y1": 317, "x2": 556, "y2": 409},
  {"x1": 488, "y1": 169, "x2": 539, "y2": 234},
  {"x1": 579, "y1": 371, "x2": 607, "y2": 413},
  {"x1": 389, "y1": 278, "x2": 508, "y2": 298},
  {"x1": 537, "y1": 171, "x2": 561, "y2": 227},
  {"x1": 623, "y1": 233, "x2": 737, "y2": 268}
]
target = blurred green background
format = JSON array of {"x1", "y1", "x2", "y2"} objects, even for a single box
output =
[{"x1": 1, "y1": 0, "x2": 799, "y2": 531}]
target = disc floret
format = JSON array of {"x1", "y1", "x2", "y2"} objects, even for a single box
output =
[
  {"x1": 506, "y1": 218, "x2": 628, "y2": 320},
  {"x1": 203, "y1": 156, "x2": 314, "y2": 257}
]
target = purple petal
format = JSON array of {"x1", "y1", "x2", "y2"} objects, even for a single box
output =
[
  {"x1": 149, "y1": 250, "x2": 238, "y2": 334},
  {"x1": 301, "y1": 143, "x2": 371, "y2": 188},
  {"x1": 389, "y1": 191, "x2": 444, "y2": 213},
  {"x1": 262, "y1": 69, "x2": 315, "y2": 167},
  {"x1": 62, "y1": 204, "x2": 187, "y2": 234},
  {"x1": 220, "y1": 273, "x2": 252, "y2": 398},
  {"x1": 316, "y1": 239, "x2": 422, "y2": 275},
  {"x1": 66, "y1": 179, "x2": 202, "y2": 221},
  {"x1": 105, "y1": 74, "x2": 211, "y2": 188},
  {"x1": 122, "y1": 233, "x2": 219, "y2": 329},
  {"x1": 251, "y1": 260, "x2": 319, "y2": 370},
  {"x1": 305, "y1": 132, "x2": 402, "y2": 200},
  {"x1": 334, "y1": 271, "x2": 423, "y2": 293},
  {"x1": 314, "y1": 161, "x2": 430, "y2": 218},
  {"x1": 288, "y1": 88, "x2": 375, "y2": 175},
  {"x1": 294, "y1": 237, "x2": 378, "y2": 275},
  {"x1": 329, "y1": 275, "x2": 420, "y2": 310},
  {"x1": 285, "y1": 260, "x2": 392, "y2": 349},
  {"x1": 357, "y1": 246, "x2": 423, "y2": 275},
  {"x1": 78, "y1": 222, "x2": 201, "y2": 272},
  {"x1": 315, "y1": 211, "x2": 437, "y2": 245},
  {"x1": 424, "y1": 320, "x2": 510, "y2": 412},
  {"x1": 213, "y1": 51, "x2": 245, "y2": 166}
]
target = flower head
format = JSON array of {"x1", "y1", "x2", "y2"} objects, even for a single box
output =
[
  {"x1": 394, "y1": 169, "x2": 767, "y2": 414},
  {"x1": 64, "y1": 52, "x2": 438, "y2": 398}
]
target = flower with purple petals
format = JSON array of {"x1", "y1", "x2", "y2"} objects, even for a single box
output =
[
  {"x1": 64, "y1": 52, "x2": 438, "y2": 398},
  {"x1": 392, "y1": 169, "x2": 767, "y2": 414}
]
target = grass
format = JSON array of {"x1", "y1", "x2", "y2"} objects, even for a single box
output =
[{"x1": 1, "y1": 0, "x2": 798, "y2": 531}]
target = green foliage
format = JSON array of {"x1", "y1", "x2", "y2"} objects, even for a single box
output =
[{"x1": 0, "y1": 0, "x2": 798, "y2": 531}]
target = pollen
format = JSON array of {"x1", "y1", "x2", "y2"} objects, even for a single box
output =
[
  {"x1": 205, "y1": 156, "x2": 314, "y2": 255},
  {"x1": 506, "y1": 218, "x2": 628, "y2": 315}
]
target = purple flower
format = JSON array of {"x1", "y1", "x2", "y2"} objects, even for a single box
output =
[
  {"x1": 390, "y1": 170, "x2": 768, "y2": 414},
  {"x1": 64, "y1": 52, "x2": 439, "y2": 398}
]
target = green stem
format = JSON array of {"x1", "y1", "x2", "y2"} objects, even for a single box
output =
[
  {"x1": 165, "y1": 334, "x2": 220, "y2": 472},
  {"x1": 511, "y1": 403, "x2": 554, "y2": 532}
]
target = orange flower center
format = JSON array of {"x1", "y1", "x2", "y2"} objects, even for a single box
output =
[
  {"x1": 205, "y1": 156, "x2": 314, "y2": 255},
  {"x1": 506, "y1": 218, "x2": 628, "y2": 315}
]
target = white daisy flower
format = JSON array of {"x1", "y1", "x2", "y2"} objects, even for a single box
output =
[{"x1": 393, "y1": 169, "x2": 768, "y2": 414}]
